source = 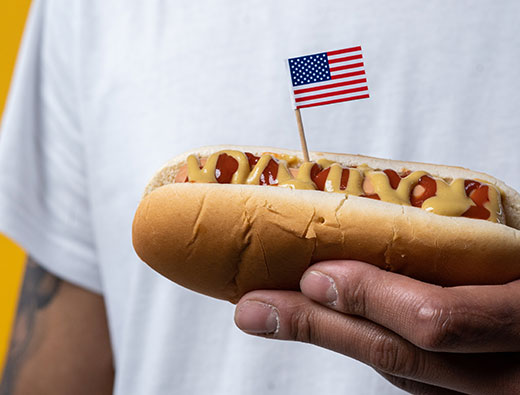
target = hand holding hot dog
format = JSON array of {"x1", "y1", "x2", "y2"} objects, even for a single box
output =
[
  {"x1": 132, "y1": 145, "x2": 520, "y2": 392},
  {"x1": 234, "y1": 260, "x2": 520, "y2": 394}
]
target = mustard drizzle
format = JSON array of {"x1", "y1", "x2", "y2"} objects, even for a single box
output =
[{"x1": 186, "y1": 150, "x2": 503, "y2": 223}]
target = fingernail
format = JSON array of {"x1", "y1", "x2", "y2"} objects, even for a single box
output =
[
  {"x1": 300, "y1": 271, "x2": 338, "y2": 305},
  {"x1": 235, "y1": 301, "x2": 279, "y2": 335}
]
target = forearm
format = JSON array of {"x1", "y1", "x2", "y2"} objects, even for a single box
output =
[{"x1": 1, "y1": 257, "x2": 114, "y2": 395}]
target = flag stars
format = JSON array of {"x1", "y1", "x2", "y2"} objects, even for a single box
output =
[{"x1": 289, "y1": 52, "x2": 331, "y2": 87}]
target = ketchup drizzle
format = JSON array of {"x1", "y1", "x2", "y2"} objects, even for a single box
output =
[
  {"x1": 462, "y1": 180, "x2": 490, "y2": 220},
  {"x1": 383, "y1": 169, "x2": 401, "y2": 190},
  {"x1": 312, "y1": 166, "x2": 350, "y2": 191},
  {"x1": 462, "y1": 205, "x2": 490, "y2": 220},
  {"x1": 245, "y1": 152, "x2": 259, "y2": 169},
  {"x1": 215, "y1": 153, "x2": 239, "y2": 183},
  {"x1": 259, "y1": 159, "x2": 279, "y2": 185},
  {"x1": 411, "y1": 175, "x2": 437, "y2": 207},
  {"x1": 340, "y1": 169, "x2": 350, "y2": 190},
  {"x1": 310, "y1": 164, "x2": 321, "y2": 184},
  {"x1": 186, "y1": 153, "x2": 494, "y2": 222},
  {"x1": 312, "y1": 167, "x2": 330, "y2": 191},
  {"x1": 244, "y1": 152, "x2": 279, "y2": 185}
]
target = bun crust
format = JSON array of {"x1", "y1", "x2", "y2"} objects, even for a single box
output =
[{"x1": 133, "y1": 146, "x2": 520, "y2": 303}]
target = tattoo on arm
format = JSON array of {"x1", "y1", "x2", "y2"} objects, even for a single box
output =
[{"x1": 0, "y1": 257, "x2": 62, "y2": 395}]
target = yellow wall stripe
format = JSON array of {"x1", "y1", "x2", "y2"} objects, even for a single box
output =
[{"x1": 0, "y1": 0, "x2": 33, "y2": 379}]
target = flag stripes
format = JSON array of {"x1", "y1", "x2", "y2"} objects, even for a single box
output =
[{"x1": 288, "y1": 46, "x2": 369, "y2": 109}]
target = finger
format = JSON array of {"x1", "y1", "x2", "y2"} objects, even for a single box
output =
[
  {"x1": 235, "y1": 290, "x2": 520, "y2": 394},
  {"x1": 299, "y1": 260, "x2": 520, "y2": 352},
  {"x1": 376, "y1": 371, "x2": 464, "y2": 395}
]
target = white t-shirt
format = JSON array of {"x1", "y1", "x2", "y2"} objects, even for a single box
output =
[{"x1": 1, "y1": 1, "x2": 519, "y2": 394}]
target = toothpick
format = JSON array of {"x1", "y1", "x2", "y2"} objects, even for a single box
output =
[{"x1": 294, "y1": 108, "x2": 310, "y2": 162}]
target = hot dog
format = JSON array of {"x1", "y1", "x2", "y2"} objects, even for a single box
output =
[{"x1": 132, "y1": 145, "x2": 520, "y2": 303}]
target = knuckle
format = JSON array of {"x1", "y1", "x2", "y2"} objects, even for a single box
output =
[
  {"x1": 415, "y1": 299, "x2": 464, "y2": 350},
  {"x1": 369, "y1": 332, "x2": 422, "y2": 377},
  {"x1": 289, "y1": 310, "x2": 317, "y2": 344},
  {"x1": 340, "y1": 275, "x2": 368, "y2": 316}
]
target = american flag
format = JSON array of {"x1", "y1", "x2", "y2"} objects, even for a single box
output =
[{"x1": 288, "y1": 46, "x2": 369, "y2": 109}]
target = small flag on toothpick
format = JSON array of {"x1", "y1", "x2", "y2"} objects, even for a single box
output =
[
  {"x1": 287, "y1": 46, "x2": 369, "y2": 161},
  {"x1": 288, "y1": 46, "x2": 369, "y2": 109}
]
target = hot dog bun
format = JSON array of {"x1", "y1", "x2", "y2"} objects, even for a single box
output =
[{"x1": 132, "y1": 146, "x2": 520, "y2": 303}]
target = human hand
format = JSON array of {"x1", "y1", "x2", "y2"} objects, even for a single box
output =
[{"x1": 234, "y1": 260, "x2": 520, "y2": 394}]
